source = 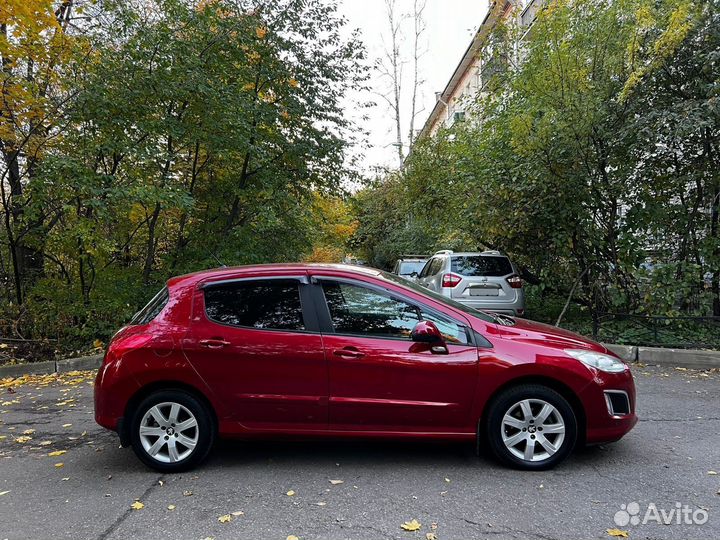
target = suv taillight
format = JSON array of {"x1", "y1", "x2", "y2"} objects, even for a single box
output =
[
  {"x1": 442, "y1": 272, "x2": 462, "y2": 288},
  {"x1": 506, "y1": 274, "x2": 523, "y2": 289}
]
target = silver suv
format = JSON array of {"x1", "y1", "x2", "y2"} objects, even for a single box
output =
[{"x1": 416, "y1": 250, "x2": 525, "y2": 316}]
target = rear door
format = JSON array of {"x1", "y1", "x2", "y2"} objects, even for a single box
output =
[
  {"x1": 182, "y1": 274, "x2": 328, "y2": 431},
  {"x1": 312, "y1": 276, "x2": 479, "y2": 433},
  {"x1": 449, "y1": 255, "x2": 518, "y2": 304}
]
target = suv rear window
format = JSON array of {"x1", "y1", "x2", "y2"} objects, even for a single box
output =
[
  {"x1": 451, "y1": 256, "x2": 512, "y2": 277},
  {"x1": 204, "y1": 279, "x2": 305, "y2": 331},
  {"x1": 130, "y1": 287, "x2": 169, "y2": 325}
]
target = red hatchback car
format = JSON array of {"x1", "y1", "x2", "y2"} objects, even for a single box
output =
[{"x1": 94, "y1": 264, "x2": 637, "y2": 472}]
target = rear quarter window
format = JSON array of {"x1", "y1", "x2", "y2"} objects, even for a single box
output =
[
  {"x1": 130, "y1": 287, "x2": 169, "y2": 325},
  {"x1": 451, "y1": 256, "x2": 513, "y2": 277}
]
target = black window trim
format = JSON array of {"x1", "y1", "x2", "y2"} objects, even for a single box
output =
[
  {"x1": 199, "y1": 274, "x2": 321, "y2": 334},
  {"x1": 310, "y1": 275, "x2": 478, "y2": 346}
]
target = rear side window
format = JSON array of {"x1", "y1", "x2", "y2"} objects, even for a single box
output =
[
  {"x1": 130, "y1": 287, "x2": 169, "y2": 325},
  {"x1": 429, "y1": 258, "x2": 444, "y2": 276},
  {"x1": 451, "y1": 256, "x2": 512, "y2": 277},
  {"x1": 203, "y1": 279, "x2": 305, "y2": 331},
  {"x1": 399, "y1": 261, "x2": 425, "y2": 275}
]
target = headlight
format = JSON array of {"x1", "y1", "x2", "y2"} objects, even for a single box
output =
[{"x1": 565, "y1": 349, "x2": 627, "y2": 373}]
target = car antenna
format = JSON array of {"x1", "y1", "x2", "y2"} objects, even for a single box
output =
[{"x1": 210, "y1": 251, "x2": 227, "y2": 268}]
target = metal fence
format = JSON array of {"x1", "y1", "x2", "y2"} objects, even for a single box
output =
[{"x1": 591, "y1": 313, "x2": 720, "y2": 350}]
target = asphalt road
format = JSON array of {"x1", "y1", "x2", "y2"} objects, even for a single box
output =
[{"x1": 0, "y1": 365, "x2": 718, "y2": 540}]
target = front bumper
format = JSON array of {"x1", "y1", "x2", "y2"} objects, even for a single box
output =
[{"x1": 579, "y1": 368, "x2": 638, "y2": 444}]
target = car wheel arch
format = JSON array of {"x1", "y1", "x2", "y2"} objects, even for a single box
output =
[
  {"x1": 477, "y1": 375, "x2": 587, "y2": 449},
  {"x1": 121, "y1": 381, "x2": 218, "y2": 446}
]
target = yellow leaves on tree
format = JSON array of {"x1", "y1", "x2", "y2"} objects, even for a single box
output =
[
  {"x1": 256, "y1": 27, "x2": 267, "y2": 39},
  {"x1": 0, "y1": 0, "x2": 80, "y2": 157}
]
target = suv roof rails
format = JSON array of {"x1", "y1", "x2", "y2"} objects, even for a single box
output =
[
  {"x1": 481, "y1": 249, "x2": 502, "y2": 255},
  {"x1": 399, "y1": 254, "x2": 429, "y2": 259},
  {"x1": 434, "y1": 250, "x2": 453, "y2": 256}
]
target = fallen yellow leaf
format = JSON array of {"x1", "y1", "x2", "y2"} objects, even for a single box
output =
[
  {"x1": 287, "y1": 536, "x2": 299, "y2": 540},
  {"x1": 131, "y1": 501, "x2": 144, "y2": 510},
  {"x1": 22, "y1": 429, "x2": 35, "y2": 435},
  {"x1": 607, "y1": 529, "x2": 629, "y2": 538},
  {"x1": 231, "y1": 510, "x2": 244, "y2": 516},
  {"x1": 62, "y1": 424, "x2": 72, "y2": 428},
  {"x1": 329, "y1": 479, "x2": 344, "y2": 485},
  {"x1": 39, "y1": 440, "x2": 52, "y2": 446},
  {"x1": 218, "y1": 514, "x2": 232, "y2": 523},
  {"x1": 286, "y1": 490, "x2": 296, "y2": 496},
  {"x1": 401, "y1": 519, "x2": 422, "y2": 531},
  {"x1": 54, "y1": 463, "x2": 64, "y2": 468},
  {"x1": 426, "y1": 533, "x2": 437, "y2": 540},
  {"x1": 48, "y1": 450, "x2": 67, "y2": 457},
  {"x1": 0, "y1": 490, "x2": 9, "y2": 496},
  {"x1": 167, "y1": 505, "x2": 176, "y2": 511},
  {"x1": 709, "y1": 471, "x2": 718, "y2": 475},
  {"x1": 15, "y1": 436, "x2": 32, "y2": 443}
]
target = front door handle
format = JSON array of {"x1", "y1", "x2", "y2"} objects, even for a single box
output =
[
  {"x1": 199, "y1": 338, "x2": 231, "y2": 349},
  {"x1": 332, "y1": 347, "x2": 365, "y2": 359}
]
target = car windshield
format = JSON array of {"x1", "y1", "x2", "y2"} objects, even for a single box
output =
[
  {"x1": 451, "y1": 255, "x2": 512, "y2": 277},
  {"x1": 380, "y1": 270, "x2": 496, "y2": 323},
  {"x1": 398, "y1": 261, "x2": 426, "y2": 275}
]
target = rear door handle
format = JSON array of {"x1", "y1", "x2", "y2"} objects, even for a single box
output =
[
  {"x1": 199, "y1": 338, "x2": 231, "y2": 349},
  {"x1": 332, "y1": 347, "x2": 365, "y2": 359}
]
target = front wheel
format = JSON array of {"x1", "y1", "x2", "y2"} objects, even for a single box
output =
[
  {"x1": 485, "y1": 384, "x2": 577, "y2": 470},
  {"x1": 130, "y1": 390, "x2": 215, "y2": 472}
]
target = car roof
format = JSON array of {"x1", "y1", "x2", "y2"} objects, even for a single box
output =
[{"x1": 167, "y1": 263, "x2": 382, "y2": 288}]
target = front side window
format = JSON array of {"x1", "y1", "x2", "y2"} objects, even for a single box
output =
[
  {"x1": 204, "y1": 279, "x2": 305, "y2": 331},
  {"x1": 321, "y1": 281, "x2": 468, "y2": 344}
]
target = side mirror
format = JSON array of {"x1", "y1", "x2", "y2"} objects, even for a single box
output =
[{"x1": 411, "y1": 321, "x2": 447, "y2": 354}]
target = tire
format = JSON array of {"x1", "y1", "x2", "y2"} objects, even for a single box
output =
[
  {"x1": 129, "y1": 389, "x2": 215, "y2": 472},
  {"x1": 485, "y1": 384, "x2": 577, "y2": 471}
]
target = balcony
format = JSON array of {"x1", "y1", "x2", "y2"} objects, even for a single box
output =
[
  {"x1": 520, "y1": 0, "x2": 545, "y2": 28},
  {"x1": 480, "y1": 54, "x2": 508, "y2": 90}
]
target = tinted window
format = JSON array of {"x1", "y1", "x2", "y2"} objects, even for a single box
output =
[
  {"x1": 204, "y1": 279, "x2": 305, "y2": 330},
  {"x1": 398, "y1": 261, "x2": 426, "y2": 275},
  {"x1": 131, "y1": 287, "x2": 169, "y2": 325},
  {"x1": 451, "y1": 256, "x2": 512, "y2": 277},
  {"x1": 321, "y1": 281, "x2": 468, "y2": 344}
]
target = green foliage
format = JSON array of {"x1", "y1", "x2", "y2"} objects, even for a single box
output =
[
  {"x1": 0, "y1": 0, "x2": 367, "y2": 355},
  {"x1": 352, "y1": 0, "x2": 720, "y2": 334}
]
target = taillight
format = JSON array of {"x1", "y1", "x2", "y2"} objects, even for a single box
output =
[
  {"x1": 507, "y1": 274, "x2": 523, "y2": 289},
  {"x1": 442, "y1": 272, "x2": 462, "y2": 288}
]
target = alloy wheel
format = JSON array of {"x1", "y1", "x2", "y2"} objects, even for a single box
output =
[
  {"x1": 138, "y1": 401, "x2": 199, "y2": 463},
  {"x1": 501, "y1": 398, "x2": 566, "y2": 462}
]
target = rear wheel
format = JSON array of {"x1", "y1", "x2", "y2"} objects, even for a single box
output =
[
  {"x1": 485, "y1": 384, "x2": 577, "y2": 470},
  {"x1": 130, "y1": 390, "x2": 215, "y2": 472}
]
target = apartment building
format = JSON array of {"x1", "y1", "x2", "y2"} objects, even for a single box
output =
[{"x1": 417, "y1": 0, "x2": 545, "y2": 139}]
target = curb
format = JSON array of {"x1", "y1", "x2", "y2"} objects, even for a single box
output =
[
  {"x1": 635, "y1": 346, "x2": 720, "y2": 370},
  {"x1": 0, "y1": 354, "x2": 103, "y2": 379}
]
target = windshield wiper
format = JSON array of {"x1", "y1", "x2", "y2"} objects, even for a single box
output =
[{"x1": 491, "y1": 313, "x2": 516, "y2": 326}]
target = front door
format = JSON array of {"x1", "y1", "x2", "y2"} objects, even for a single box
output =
[
  {"x1": 313, "y1": 277, "x2": 479, "y2": 433},
  {"x1": 182, "y1": 275, "x2": 327, "y2": 431}
]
